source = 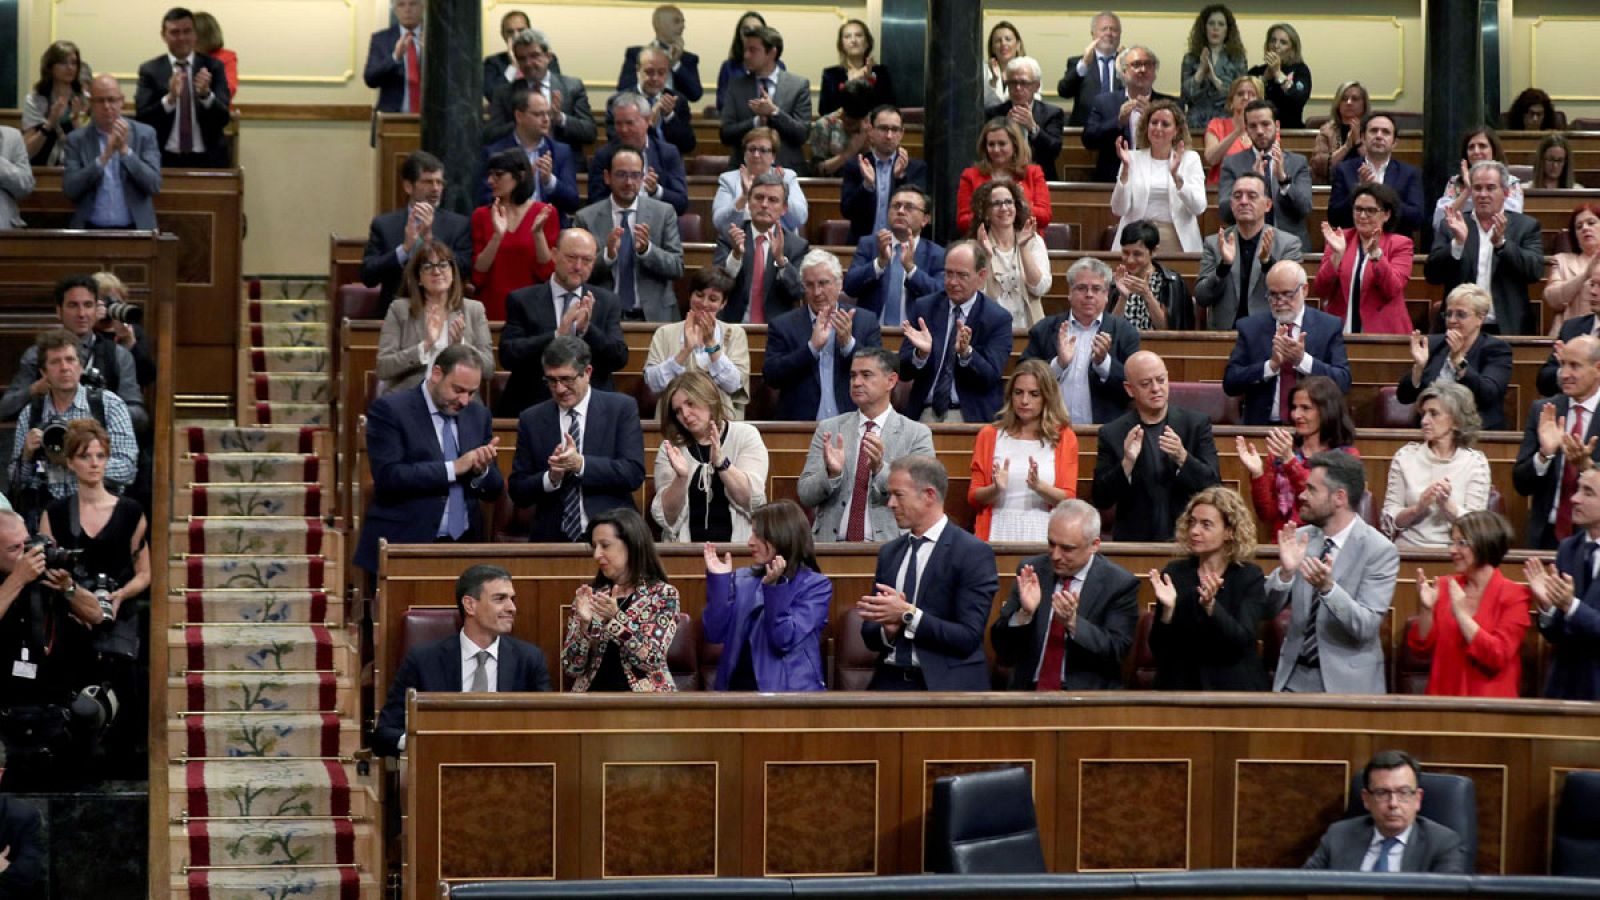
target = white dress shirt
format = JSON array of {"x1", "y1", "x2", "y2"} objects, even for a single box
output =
[
  {"x1": 1360, "y1": 823, "x2": 1412, "y2": 872},
  {"x1": 542, "y1": 388, "x2": 594, "y2": 529},
  {"x1": 1050, "y1": 313, "x2": 1115, "y2": 425},
  {"x1": 1263, "y1": 307, "x2": 1315, "y2": 421}
]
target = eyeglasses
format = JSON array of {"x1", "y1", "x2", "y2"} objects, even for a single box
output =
[
  {"x1": 1070, "y1": 283, "x2": 1108, "y2": 296},
  {"x1": 610, "y1": 170, "x2": 645, "y2": 182},
  {"x1": 1442, "y1": 308, "x2": 1477, "y2": 320},
  {"x1": 543, "y1": 374, "x2": 583, "y2": 388},
  {"x1": 1004, "y1": 79, "x2": 1039, "y2": 88},
  {"x1": 1266, "y1": 289, "x2": 1303, "y2": 302},
  {"x1": 1125, "y1": 59, "x2": 1155, "y2": 70},
  {"x1": 989, "y1": 198, "x2": 1016, "y2": 208},
  {"x1": 1367, "y1": 787, "x2": 1419, "y2": 802},
  {"x1": 873, "y1": 123, "x2": 904, "y2": 133},
  {"x1": 745, "y1": 146, "x2": 774, "y2": 156},
  {"x1": 419, "y1": 261, "x2": 452, "y2": 273},
  {"x1": 1352, "y1": 205, "x2": 1384, "y2": 217},
  {"x1": 889, "y1": 201, "x2": 926, "y2": 213}
]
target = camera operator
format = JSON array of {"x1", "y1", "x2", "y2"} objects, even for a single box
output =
[
  {"x1": 0, "y1": 275, "x2": 147, "y2": 433},
  {"x1": 7, "y1": 330, "x2": 137, "y2": 528},
  {"x1": 90, "y1": 271, "x2": 155, "y2": 390}
]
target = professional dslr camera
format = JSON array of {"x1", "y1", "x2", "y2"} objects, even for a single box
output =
[
  {"x1": 24, "y1": 534, "x2": 84, "y2": 582},
  {"x1": 101, "y1": 301, "x2": 143, "y2": 327}
]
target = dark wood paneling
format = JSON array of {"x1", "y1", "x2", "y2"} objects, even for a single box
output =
[
  {"x1": 439, "y1": 764, "x2": 556, "y2": 879},
  {"x1": 601, "y1": 762, "x2": 719, "y2": 877},
  {"x1": 764, "y1": 761, "x2": 878, "y2": 875}
]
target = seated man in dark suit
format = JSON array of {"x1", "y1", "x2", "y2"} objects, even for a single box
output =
[
  {"x1": 587, "y1": 92, "x2": 688, "y2": 215},
  {"x1": 985, "y1": 56, "x2": 1064, "y2": 179},
  {"x1": 897, "y1": 241, "x2": 1013, "y2": 424},
  {"x1": 1021, "y1": 257, "x2": 1141, "y2": 427},
  {"x1": 482, "y1": 9, "x2": 531, "y2": 101},
  {"x1": 1424, "y1": 160, "x2": 1545, "y2": 335},
  {"x1": 612, "y1": 45, "x2": 696, "y2": 158},
  {"x1": 1057, "y1": 12, "x2": 1123, "y2": 127},
  {"x1": 1304, "y1": 750, "x2": 1467, "y2": 872},
  {"x1": 842, "y1": 185, "x2": 944, "y2": 324},
  {"x1": 364, "y1": 0, "x2": 425, "y2": 113},
  {"x1": 714, "y1": 172, "x2": 807, "y2": 324},
  {"x1": 1082, "y1": 45, "x2": 1174, "y2": 183},
  {"x1": 1513, "y1": 334, "x2": 1600, "y2": 549},
  {"x1": 362, "y1": 150, "x2": 474, "y2": 316},
  {"x1": 485, "y1": 28, "x2": 595, "y2": 152},
  {"x1": 496, "y1": 228, "x2": 628, "y2": 418},
  {"x1": 765, "y1": 249, "x2": 883, "y2": 421},
  {"x1": 857, "y1": 456, "x2": 998, "y2": 691},
  {"x1": 508, "y1": 336, "x2": 646, "y2": 543},
  {"x1": 373, "y1": 564, "x2": 552, "y2": 756},
  {"x1": 839, "y1": 105, "x2": 929, "y2": 243},
  {"x1": 1328, "y1": 112, "x2": 1425, "y2": 236},
  {"x1": 1093, "y1": 350, "x2": 1220, "y2": 541},
  {"x1": 1223, "y1": 261, "x2": 1352, "y2": 426},
  {"x1": 991, "y1": 499, "x2": 1139, "y2": 690},
  {"x1": 354, "y1": 345, "x2": 504, "y2": 576},
  {"x1": 135, "y1": 6, "x2": 232, "y2": 168},
  {"x1": 1525, "y1": 469, "x2": 1600, "y2": 700},
  {"x1": 478, "y1": 88, "x2": 580, "y2": 214}
]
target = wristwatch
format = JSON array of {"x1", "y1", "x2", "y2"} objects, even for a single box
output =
[
  {"x1": 900, "y1": 609, "x2": 916, "y2": 627},
  {"x1": 714, "y1": 456, "x2": 733, "y2": 473}
]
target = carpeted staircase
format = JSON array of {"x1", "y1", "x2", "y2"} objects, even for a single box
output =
[{"x1": 167, "y1": 280, "x2": 377, "y2": 899}]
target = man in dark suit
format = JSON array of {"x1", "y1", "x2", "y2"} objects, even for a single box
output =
[
  {"x1": 612, "y1": 46, "x2": 697, "y2": 158},
  {"x1": 482, "y1": 9, "x2": 531, "y2": 102},
  {"x1": 985, "y1": 55, "x2": 1065, "y2": 179},
  {"x1": 1196, "y1": 172, "x2": 1305, "y2": 330},
  {"x1": 485, "y1": 28, "x2": 596, "y2": 151},
  {"x1": 1093, "y1": 350, "x2": 1221, "y2": 541},
  {"x1": 1513, "y1": 335, "x2": 1600, "y2": 549},
  {"x1": 135, "y1": 6, "x2": 232, "y2": 168},
  {"x1": 1424, "y1": 161, "x2": 1546, "y2": 335},
  {"x1": 1304, "y1": 750, "x2": 1467, "y2": 873},
  {"x1": 765, "y1": 249, "x2": 883, "y2": 421},
  {"x1": 991, "y1": 499, "x2": 1138, "y2": 690},
  {"x1": 616, "y1": 6, "x2": 704, "y2": 103},
  {"x1": 842, "y1": 185, "x2": 944, "y2": 323},
  {"x1": 1082, "y1": 45, "x2": 1174, "y2": 182},
  {"x1": 497, "y1": 229, "x2": 628, "y2": 418},
  {"x1": 1224, "y1": 261, "x2": 1352, "y2": 426},
  {"x1": 1527, "y1": 469, "x2": 1600, "y2": 700},
  {"x1": 897, "y1": 241, "x2": 1013, "y2": 424},
  {"x1": 354, "y1": 346, "x2": 504, "y2": 575},
  {"x1": 507, "y1": 337, "x2": 646, "y2": 543},
  {"x1": 1057, "y1": 12, "x2": 1124, "y2": 127},
  {"x1": 63, "y1": 76, "x2": 162, "y2": 231},
  {"x1": 1327, "y1": 112, "x2": 1425, "y2": 235},
  {"x1": 714, "y1": 172, "x2": 807, "y2": 324},
  {"x1": 364, "y1": 0, "x2": 425, "y2": 113},
  {"x1": 373, "y1": 564, "x2": 552, "y2": 756},
  {"x1": 857, "y1": 456, "x2": 998, "y2": 691},
  {"x1": 362, "y1": 151, "x2": 473, "y2": 316},
  {"x1": 479, "y1": 88, "x2": 580, "y2": 213},
  {"x1": 1217, "y1": 100, "x2": 1315, "y2": 250},
  {"x1": 720, "y1": 26, "x2": 812, "y2": 171},
  {"x1": 839, "y1": 106, "x2": 929, "y2": 243},
  {"x1": 1021, "y1": 257, "x2": 1140, "y2": 426},
  {"x1": 587, "y1": 92, "x2": 688, "y2": 214}
]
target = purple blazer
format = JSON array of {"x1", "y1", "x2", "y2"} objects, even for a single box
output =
[{"x1": 704, "y1": 566, "x2": 831, "y2": 691}]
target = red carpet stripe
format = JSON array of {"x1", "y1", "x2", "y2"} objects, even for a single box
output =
[
  {"x1": 323, "y1": 759, "x2": 351, "y2": 816},
  {"x1": 255, "y1": 402, "x2": 273, "y2": 425},
  {"x1": 318, "y1": 672, "x2": 337, "y2": 710},
  {"x1": 186, "y1": 672, "x2": 204, "y2": 711},
  {"x1": 321, "y1": 712, "x2": 341, "y2": 757},
  {"x1": 193, "y1": 454, "x2": 210, "y2": 481},
  {"x1": 309, "y1": 590, "x2": 328, "y2": 620},
  {"x1": 312, "y1": 625, "x2": 334, "y2": 670},
  {"x1": 188, "y1": 520, "x2": 206, "y2": 554},
  {"x1": 189, "y1": 819, "x2": 211, "y2": 867},
  {"x1": 187, "y1": 761, "x2": 210, "y2": 817},
  {"x1": 192, "y1": 485, "x2": 209, "y2": 516},
  {"x1": 334, "y1": 818, "x2": 356, "y2": 864},
  {"x1": 305, "y1": 485, "x2": 322, "y2": 516},
  {"x1": 185, "y1": 715, "x2": 205, "y2": 757},
  {"x1": 185, "y1": 625, "x2": 206, "y2": 671}
]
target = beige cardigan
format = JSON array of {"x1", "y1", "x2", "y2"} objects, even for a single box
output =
[
  {"x1": 650, "y1": 420, "x2": 769, "y2": 542},
  {"x1": 375, "y1": 296, "x2": 495, "y2": 393}
]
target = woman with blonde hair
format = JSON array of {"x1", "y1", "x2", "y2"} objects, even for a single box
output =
[
  {"x1": 1248, "y1": 23, "x2": 1311, "y2": 128},
  {"x1": 1201, "y1": 75, "x2": 1262, "y2": 184},
  {"x1": 1148, "y1": 486, "x2": 1270, "y2": 690},
  {"x1": 376, "y1": 239, "x2": 493, "y2": 393},
  {"x1": 970, "y1": 179, "x2": 1050, "y2": 328},
  {"x1": 651, "y1": 371, "x2": 768, "y2": 543},
  {"x1": 1312, "y1": 81, "x2": 1369, "y2": 182},
  {"x1": 956, "y1": 118, "x2": 1051, "y2": 233},
  {"x1": 967, "y1": 359, "x2": 1078, "y2": 542},
  {"x1": 1110, "y1": 99, "x2": 1205, "y2": 252}
]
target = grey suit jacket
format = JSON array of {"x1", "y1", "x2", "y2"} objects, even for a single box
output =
[
  {"x1": 574, "y1": 196, "x2": 685, "y2": 322},
  {"x1": 548, "y1": 72, "x2": 597, "y2": 148},
  {"x1": 1217, "y1": 148, "x2": 1314, "y2": 249},
  {"x1": 1194, "y1": 226, "x2": 1304, "y2": 330},
  {"x1": 0, "y1": 126, "x2": 35, "y2": 228},
  {"x1": 796, "y1": 409, "x2": 934, "y2": 541},
  {"x1": 1304, "y1": 815, "x2": 1467, "y2": 873},
  {"x1": 720, "y1": 70, "x2": 812, "y2": 171},
  {"x1": 62, "y1": 119, "x2": 162, "y2": 229},
  {"x1": 374, "y1": 297, "x2": 495, "y2": 393},
  {"x1": 1267, "y1": 517, "x2": 1399, "y2": 694}
]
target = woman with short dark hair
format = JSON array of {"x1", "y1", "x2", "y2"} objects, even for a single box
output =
[
  {"x1": 1407, "y1": 511, "x2": 1529, "y2": 697},
  {"x1": 1109, "y1": 219, "x2": 1194, "y2": 330},
  {"x1": 1314, "y1": 182, "x2": 1414, "y2": 334},
  {"x1": 471, "y1": 149, "x2": 557, "y2": 321},
  {"x1": 563, "y1": 508, "x2": 680, "y2": 692}
]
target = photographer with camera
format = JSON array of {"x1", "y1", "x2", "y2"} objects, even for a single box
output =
[
  {"x1": 90, "y1": 272, "x2": 154, "y2": 390},
  {"x1": 0, "y1": 275, "x2": 147, "y2": 433},
  {"x1": 7, "y1": 330, "x2": 137, "y2": 528}
]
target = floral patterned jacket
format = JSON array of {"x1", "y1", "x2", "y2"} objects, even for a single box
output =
[{"x1": 562, "y1": 581, "x2": 680, "y2": 692}]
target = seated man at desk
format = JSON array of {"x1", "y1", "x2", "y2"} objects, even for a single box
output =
[{"x1": 1304, "y1": 750, "x2": 1468, "y2": 873}]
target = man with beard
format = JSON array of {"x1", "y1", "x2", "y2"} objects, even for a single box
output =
[{"x1": 1224, "y1": 260, "x2": 1351, "y2": 425}]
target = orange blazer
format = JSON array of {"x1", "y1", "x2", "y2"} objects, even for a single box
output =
[
  {"x1": 967, "y1": 424, "x2": 1079, "y2": 540},
  {"x1": 957, "y1": 165, "x2": 1053, "y2": 233},
  {"x1": 1405, "y1": 569, "x2": 1531, "y2": 698}
]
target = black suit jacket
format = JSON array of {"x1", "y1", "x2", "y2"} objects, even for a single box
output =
[
  {"x1": 862, "y1": 523, "x2": 998, "y2": 691},
  {"x1": 507, "y1": 389, "x2": 646, "y2": 542},
  {"x1": 839, "y1": 153, "x2": 930, "y2": 243},
  {"x1": 373, "y1": 632, "x2": 552, "y2": 756},
  {"x1": 1304, "y1": 815, "x2": 1467, "y2": 873},
  {"x1": 360, "y1": 206, "x2": 475, "y2": 316},
  {"x1": 1092, "y1": 405, "x2": 1221, "y2": 542},
  {"x1": 1423, "y1": 211, "x2": 1546, "y2": 335},
  {"x1": 1082, "y1": 90, "x2": 1176, "y2": 182},
  {"x1": 1223, "y1": 308, "x2": 1353, "y2": 425},
  {"x1": 1058, "y1": 55, "x2": 1124, "y2": 126},
  {"x1": 1328, "y1": 155, "x2": 1425, "y2": 235},
  {"x1": 1395, "y1": 332, "x2": 1514, "y2": 430},
  {"x1": 1539, "y1": 314, "x2": 1597, "y2": 397},
  {"x1": 990, "y1": 553, "x2": 1138, "y2": 690},
  {"x1": 605, "y1": 90, "x2": 697, "y2": 158},
  {"x1": 134, "y1": 52, "x2": 232, "y2": 167},
  {"x1": 984, "y1": 99, "x2": 1064, "y2": 179},
  {"x1": 1149, "y1": 559, "x2": 1271, "y2": 691},
  {"x1": 495, "y1": 283, "x2": 629, "y2": 418},
  {"x1": 762, "y1": 302, "x2": 882, "y2": 421},
  {"x1": 1513, "y1": 394, "x2": 1600, "y2": 549},
  {"x1": 1020, "y1": 313, "x2": 1141, "y2": 425},
  {"x1": 485, "y1": 74, "x2": 595, "y2": 150},
  {"x1": 1542, "y1": 533, "x2": 1600, "y2": 700},
  {"x1": 712, "y1": 224, "x2": 808, "y2": 323},
  {"x1": 617, "y1": 46, "x2": 704, "y2": 102}
]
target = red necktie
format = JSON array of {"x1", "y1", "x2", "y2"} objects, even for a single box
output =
[
  {"x1": 176, "y1": 60, "x2": 194, "y2": 153},
  {"x1": 1557, "y1": 405, "x2": 1588, "y2": 539},
  {"x1": 404, "y1": 33, "x2": 421, "y2": 113},
  {"x1": 1277, "y1": 323, "x2": 1298, "y2": 424},
  {"x1": 843, "y1": 421, "x2": 876, "y2": 541},
  {"x1": 748, "y1": 234, "x2": 768, "y2": 324},
  {"x1": 1035, "y1": 613, "x2": 1068, "y2": 691}
]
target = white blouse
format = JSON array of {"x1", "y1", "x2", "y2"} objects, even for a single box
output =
[{"x1": 1381, "y1": 442, "x2": 1492, "y2": 548}]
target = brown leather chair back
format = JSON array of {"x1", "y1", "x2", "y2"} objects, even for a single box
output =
[
  {"x1": 677, "y1": 213, "x2": 704, "y2": 244},
  {"x1": 403, "y1": 607, "x2": 461, "y2": 655},
  {"x1": 1393, "y1": 615, "x2": 1431, "y2": 694},
  {"x1": 832, "y1": 608, "x2": 880, "y2": 691},
  {"x1": 339, "y1": 283, "x2": 382, "y2": 320},
  {"x1": 819, "y1": 219, "x2": 852, "y2": 246},
  {"x1": 1373, "y1": 385, "x2": 1416, "y2": 429},
  {"x1": 687, "y1": 155, "x2": 730, "y2": 176},
  {"x1": 1167, "y1": 382, "x2": 1242, "y2": 425},
  {"x1": 668, "y1": 612, "x2": 700, "y2": 691},
  {"x1": 1129, "y1": 607, "x2": 1157, "y2": 689},
  {"x1": 1042, "y1": 223, "x2": 1077, "y2": 251}
]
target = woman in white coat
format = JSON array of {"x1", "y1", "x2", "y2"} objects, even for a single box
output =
[{"x1": 1110, "y1": 99, "x2": 1206, "y2": 254}]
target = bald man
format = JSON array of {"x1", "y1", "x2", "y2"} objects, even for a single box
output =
[
  {"x1": 1514, "y1": 333, "x2": 1600, "y2": 548},
  {"x1": 1092, "y1": 350, "x2": 1221, "y2": 541}
]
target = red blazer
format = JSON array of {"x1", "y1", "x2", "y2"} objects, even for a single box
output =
[
  {"x1": 1312, "y1": 230, "x2": 1414, "y2": 335},
  {"x1": 1405, "y1": 569, "x2": 1531, "y2": 698},
  {"x1": 957, "y1": 165, "x2": 1052, "y2": 233},
  {"x1": 470, "y1": 201, "x2": 559, "y2": 320},
  {"x1": 1248, "y1": 445, "x2": 1360, "y2": 538},
  {"x1": 967, "y1": 424, "x2": 1079, "y2": 540}
]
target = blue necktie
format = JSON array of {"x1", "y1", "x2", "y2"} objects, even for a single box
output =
[
  {"x1": 560, "y1": 409, "x2": 584, "y2": 541},
  {"x1": 438, "y1": 414, "x2": 467, "y2": 540},
  {"x1": 616, "y1": 209, "x2": 638, "y2": 312},
  {"x1": 1099, "y1": 57, "x2": 1114, "y2": 94},
  {"x1": 892, "y1": 536, "x2": 926, "y2": 667},
  {"x1": 1372, "y1": 836, "x2": 1400, "y2": 872},
  {"x1": 883, "y1": 246, "x2": 905, "y2": 325},
  {"x1": 872, "y1": 157, "x2": 893, "y2": 233},
  {"x1": 931, "y1": 308, "x2": 965, "y2": 416}
]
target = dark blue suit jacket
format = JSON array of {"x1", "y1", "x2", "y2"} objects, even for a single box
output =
[
  {"x1": 605, "y1": 91, "x2": 697, "y2": 159},
  {"x1": 1544, "y1": 534, "x2": 1600, "y2": 700},
  {"x1": 586, "y1": 139, "x2": 688, "y2": 214},
  {"x1": 507, "y1": 389, "x2": 646, "y2": 542},
  {"x1": 134, "y1": 52, "x2": 232, "y2": 167},
  {"x1": 355, "y1": 386, "x2": 504, "y2": 573},
  {"x1": 897, "y1": 291, "x2": 1014, "y2": 423},
  {"x1": 479, "y1": 134, "x2": 580, "y2": 214},
  {"x1": 373, "y1": 632, "x2": 552, "y2": 755},
  {"x1": 364, "y1": 25, "x2": 415, "y2": 113},
  {"x1": 762, "y1": 302, "x2": 883, "y2": 421},
  {"x1": 1019, "y1": 312, "x2": 1141, "y2": 426},
  {"x1": 862, "y1": 523, "x2": 998, "y2": 690},
  {"x1": 841, "y1": 236, "x2": 945, "y2": 320},
  {"x1": 360, "y1": 206, "x2": 474, "y2": 316},
  {"x1": 1222, "y1": 308, "x2": 1353, "y2": 426},
  {"x1": 839, "y1": 154, "x2": 930, "y2": 243},
  {"x1": 1328, "y1": 155, "x2": 1425, "y2": 235},
  {"x1": 617, "y1": 46, "x2": 704, "y2": 102},
  {"x1": 1082, "y1": 89, "x2": 1176, "y2": 182}
]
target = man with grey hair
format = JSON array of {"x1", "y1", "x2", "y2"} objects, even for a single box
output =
[
  {"x1": 1082, "y1": 44, "x2": 1174, "y2": 182},
  {"x1": 587, "y1": 91, "x2": 688, "y2": 214},
  {"x1": 485, "y1": 27, "x2": 595, "y2": 150},
  {"x1": 765, "y1": 248, "x2": 883, "y2": 420},
  {"x1": 1425, "y1": 159, "x2": 1545, "y2": 335},
  {"x1": 616, "y1": 5, "x2": 704, "y2": 106},
  {"x1": 985, "y1": 55, "x2": 1064, "y2": 178},
  {"x1": 714, "y1": 171, "x2": 809, "y2": 323},
  {"x1": 1224, "y1": 259, "x2": 1351, "y2": 425},
  {"x1": 1021, "y1": 256, "x2": 1140, "y2": 425},
  {"x1": 1058, "y1": 11, "x2": 1124, "y2": 126},
  {"x1": 364, "y1": 0, "x2": 425, "y2": 113},
  {"x1": 991, "y1": 499, "x2": 1139, "y2": 690},
  {"x1": 857, "y1": 455, "x2": 997, "y2": 691}
]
